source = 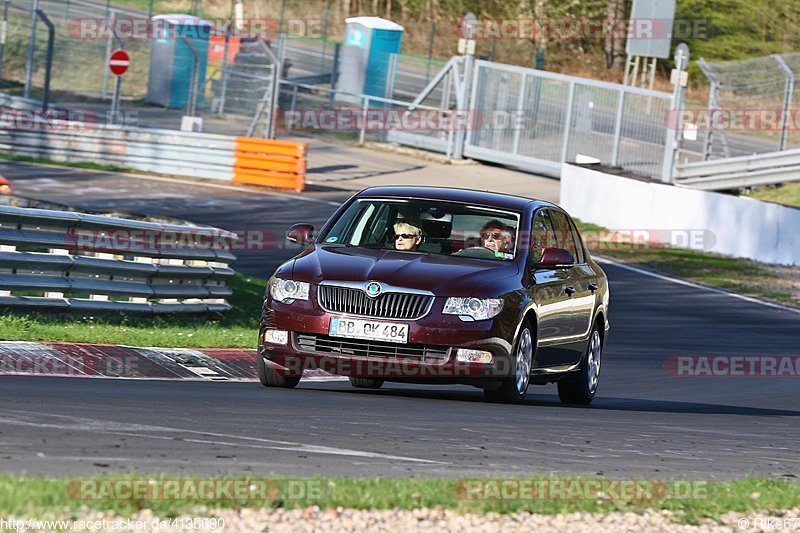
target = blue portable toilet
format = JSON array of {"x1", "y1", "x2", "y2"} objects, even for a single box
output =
[
  {"x1": 337, "y1": 17, "x2": 403, "y2": 104},
  {"x1": 145, "y1": 14, "x2": 212, "y2": 109}
]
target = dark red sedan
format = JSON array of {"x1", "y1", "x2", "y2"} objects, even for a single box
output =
[{"x1": 258, "y1": 186, "x2": 609, "y2": 404}]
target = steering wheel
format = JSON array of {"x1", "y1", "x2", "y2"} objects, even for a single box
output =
[{"x1": 453, "y1": 246, "x2": 498, "y2": 259}]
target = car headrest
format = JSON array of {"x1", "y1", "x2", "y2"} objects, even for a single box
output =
[{"x1": 423, "y1": 220, "x2": 452, "y2": 239}]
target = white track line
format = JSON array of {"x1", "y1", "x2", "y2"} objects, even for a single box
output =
[
  {"x1": 0, "y1": 411, "x2": 444, "y2": 464},
  {"x1": 596, "y1": 256, "x2": 800, "y2": 315},
  {"x1": 4, "y1": 160, "x2": 342, "y2": 206}
]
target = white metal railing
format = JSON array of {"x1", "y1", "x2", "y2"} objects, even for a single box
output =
[{"x1": 675, "y1": 148, "x2": 800, "y2": 190}]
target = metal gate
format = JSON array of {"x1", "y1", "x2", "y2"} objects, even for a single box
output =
[{"x1": 390, "y1": 58, "x2": 675, "y2": 181}]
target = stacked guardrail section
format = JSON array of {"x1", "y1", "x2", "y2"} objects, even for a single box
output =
[
  {"x1": 0, "y1": 92, "x2": 308, "y2": 191},
  {"x1": 0, "y1": 205, "x2": 237, "y2": 314}
]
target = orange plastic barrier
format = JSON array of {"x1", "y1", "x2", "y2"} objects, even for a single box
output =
[{"x1": 232, "y1": 137, "x2": 307, "y2": 192}]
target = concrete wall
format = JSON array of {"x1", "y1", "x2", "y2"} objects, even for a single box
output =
[{"x1": 560, "y1": 164, "x2": 800, "y2": 266}]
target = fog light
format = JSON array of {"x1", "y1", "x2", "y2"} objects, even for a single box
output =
[
  {"x1": 456, "y1": 349, "x2": 493, "y2": 364},
  {"x1": 264, "y1": 329, "x2": 289, "y2": 345}
]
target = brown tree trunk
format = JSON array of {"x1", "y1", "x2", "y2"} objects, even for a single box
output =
[
  {"x1": 531, "y1": 0, "x2": 549, "y2": 63},
  {"x1": 605, "y1": 0, "x2": 627, "y2": 70}
]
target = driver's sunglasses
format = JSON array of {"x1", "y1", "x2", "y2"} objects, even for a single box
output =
[
  {"x1": 395, "y1": 233, "x2": 418, "y2": 240},
  {"x1": 481, "y1": 231, "x2": 504, "y2": 240}
]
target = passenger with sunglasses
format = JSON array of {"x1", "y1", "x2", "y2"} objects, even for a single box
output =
[
  {"x1": 480, "y1": 220, "x2": 514, "y2": 253},
  {"x1": 393, "y1": 220, "x2": 423, "y2": 252}
]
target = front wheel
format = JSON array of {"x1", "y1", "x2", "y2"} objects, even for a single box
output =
[
  {"x1": 258, "y1": 354, "x2": 301, "y2": 388},
  {"x1": 484, "y1": 323, "x2": 533, "y2": 404},
  {"x1": 557, "y1": 325, "x2": 602, "y2": 405}
]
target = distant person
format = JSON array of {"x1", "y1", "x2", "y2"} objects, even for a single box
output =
[{"x1": 393, "y1": 220, "x2": 423, "y2": 252}]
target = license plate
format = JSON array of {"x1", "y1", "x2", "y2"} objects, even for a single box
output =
[{"x1": 329, "y1": 317, "x2": 409, "y2": 344}]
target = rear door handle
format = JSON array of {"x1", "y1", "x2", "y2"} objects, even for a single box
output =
[
  {"x1": 588, "y1": 283, "x2": 598, "y2": 292},
  {"x1": 564, "y1": 286, "x2": 576, "y2": 296}
]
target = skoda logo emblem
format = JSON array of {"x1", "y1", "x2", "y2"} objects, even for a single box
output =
[{"x1": 365, "y1": 282, "x2": 382, "y2": 298}]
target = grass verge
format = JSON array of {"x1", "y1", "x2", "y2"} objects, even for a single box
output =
[
  {"x1": 0, "y1": 475, "x2": 798, "y2": 525},
  {"x1": 575, "y1": 220, "x2": 800, "y2": 308},
  {"x1": 0, "y1": 275, "x2": 265, "y2": 348},
  {"x1": 746, "y1": 183, "x2": 800, "y2": 208}
]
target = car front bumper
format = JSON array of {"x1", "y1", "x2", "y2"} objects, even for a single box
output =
[{"x1": 259, "y1": 298, "x2": 518, "y2": 383}]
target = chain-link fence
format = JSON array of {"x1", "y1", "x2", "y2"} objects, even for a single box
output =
[
  {"x1": 0, "y1": 0, "x2": 282, "y2": 136},
  {"x1": 1, "y1": 0, "x2": 697, "y2": 182},
  {"x1": 0, "y1": 0, "x2": 452, "y2": 137},
  {"x1": 698, "y1": 53, "x2": 800, "y2": 159}
]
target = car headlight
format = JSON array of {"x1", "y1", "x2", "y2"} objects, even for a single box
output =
[
  {"x1": 443, "y1": 297, "x2": 504, "y2": 321},
  {"x1": 269, "y1": 278, "x2": 310, "y2": 304}
]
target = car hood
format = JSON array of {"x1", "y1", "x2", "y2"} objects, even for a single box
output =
[{"x1": 290, "y1": 245, "x2": 520, "y2": 296}]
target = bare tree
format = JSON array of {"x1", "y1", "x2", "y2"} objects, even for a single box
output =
[{"x1": 604, "y1": 0, "x2": 628, "y2": 69}]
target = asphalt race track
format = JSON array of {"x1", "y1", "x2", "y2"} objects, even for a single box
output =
[{"x1": 1, "y1": 161, "x2": 799, "y2": 479}]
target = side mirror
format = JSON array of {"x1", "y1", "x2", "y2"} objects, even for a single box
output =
[
  {"x1": 537, "y1": 247, "x2": 575, "y2": 269},
  {"x1": 287, "y1": 223, "x2": 314, "y2": 246}
]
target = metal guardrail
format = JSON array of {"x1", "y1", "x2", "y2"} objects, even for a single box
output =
[
  {"x1": 0, "y1": 203, "x2": 238, "y2": 314},
  {"x1": 0, "y1": 124, "x2": 237, "y2": 181},
  {"x1": 1, "y1": 91, "x2": 307, "y2": 190},
  {"x1": 0, "y1": 92, "x2": 68, "y2": 114},
  {"x1": 674, "y1": 148, "x2": 800, "y2": 190}
]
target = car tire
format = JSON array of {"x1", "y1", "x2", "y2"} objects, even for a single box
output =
[
  {"x1": 483, "y1": 321, "x2": 534, "y2": 404},
  {"x1": 349, "y1": 377, "x2": 385, "y2": 389},
  {"x1": 258, "y1": 354, "x2": 301, "y2": 388},
  {"x1": 557, "y1": 323, "x2": 602, "y2": 405}
]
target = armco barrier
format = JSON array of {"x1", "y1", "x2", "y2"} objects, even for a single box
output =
[
  {"x1": 233, "y1": 137, "x2": 307, "y2": 191},
  {"x1": 0, "y1": 204, "x2": 238, "y2": 314},
  {"x1": 0, "y1": 116, "x2": 306, "y2": 191}
]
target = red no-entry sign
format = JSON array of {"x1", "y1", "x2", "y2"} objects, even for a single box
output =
[{"x1": 108, "y1": 49, "x2": 130, "y2": 76}]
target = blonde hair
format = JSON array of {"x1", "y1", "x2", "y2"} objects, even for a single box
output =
[{"x1": 394, "y1": 221, "x2": 422, "y2": 236}]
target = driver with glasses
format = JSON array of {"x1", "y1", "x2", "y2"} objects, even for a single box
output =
[
  {"x1": 392, "y1": 220, "x2": 423, "y2": 252},
  {"x1": 480, "y1": 220, "x2": 514, "y2": 253}
]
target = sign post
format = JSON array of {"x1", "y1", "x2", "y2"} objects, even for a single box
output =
[{"x1": 108, "y1": 49, "x2": 129, "y2": 125}]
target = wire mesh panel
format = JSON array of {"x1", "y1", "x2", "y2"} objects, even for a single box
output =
[
  {"x1": 616, "y1": 92, "x2": 673, "y2": 178},
  {"x1": 774, "y1": 52, "x2": 800, "y2": 150},
  {"x1": 0, "y1": 1, "x2": 281, "y2": 137},
  {"x1": 3, "y1": 2, "x2": 151, "y2": 102},
  {"x1": 468, "y1": 65, "x2": 523, "y2": 154},
  {"x1": 212, "y1": 39, "x2": 277, "y2": 117},
  {"x1": 515, "y1": 75, "x2": 571, "y2": 164},
  {"x1": 563, "y1": 84, "x2": 620, "y2": 164},
  {"x1": 464, "y1": 61, "x2": 672, "y2": 179},
  {"x1": 699, "y1": 55, "x2": 799, "y2": 158}
]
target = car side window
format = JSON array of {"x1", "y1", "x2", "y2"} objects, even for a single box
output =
[
  {"x1": 531, "y1": 210, "x2": 557, "y2": 262},
  {"x1": 568, "y1": 218, "x2": 586, "y2": 264},
  {"x1": 549, "y1": 210, "x2": 580, "y2": 262}
]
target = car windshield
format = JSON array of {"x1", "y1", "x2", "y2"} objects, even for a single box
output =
[{"x1": 319, "y1": 198, "x2": 521, "y2": 261}]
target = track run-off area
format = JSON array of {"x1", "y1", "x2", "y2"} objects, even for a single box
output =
[{"x1": 1, "y1": 160, "x2": 798, "y2": 479}]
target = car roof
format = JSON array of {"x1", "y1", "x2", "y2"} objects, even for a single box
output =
[{"x1": 357, "y1": 186, "x2": 555, "y2": 212}]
